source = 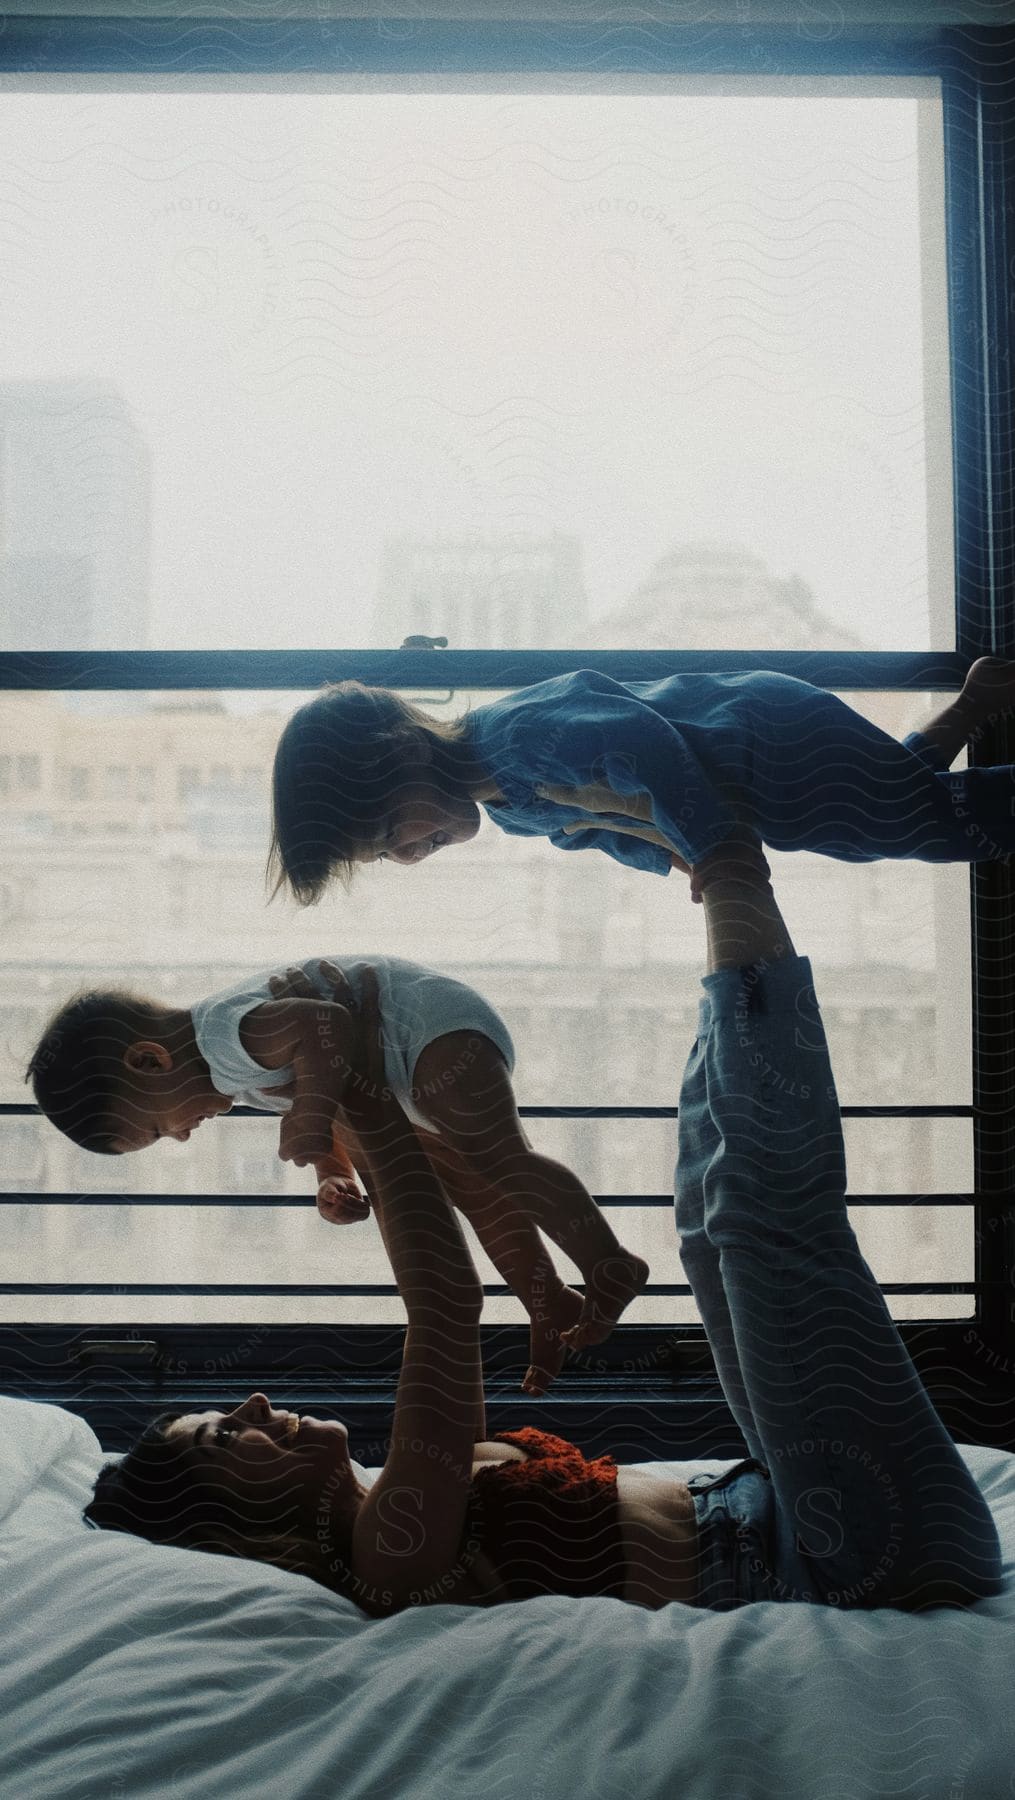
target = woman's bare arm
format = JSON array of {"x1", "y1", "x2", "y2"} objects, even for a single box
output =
[
  {"x1": 360, "y1": 1149, "x2": 487, "y2": 1440},
  {"x1": 285, "y1": 967, "x2": 488, "y2": 1609},
  {"x1": 348, "y1": 1115, "x2": 488, "y2": 1604}
]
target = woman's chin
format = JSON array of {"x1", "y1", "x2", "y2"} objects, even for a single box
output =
[{"x1": 297, "y1": 1416, "x2": 350, "y2": 1458}]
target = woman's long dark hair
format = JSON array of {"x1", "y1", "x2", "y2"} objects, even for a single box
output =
[{"x1": 84, "y1": 1411, "x2": 358, "y2": 1598}]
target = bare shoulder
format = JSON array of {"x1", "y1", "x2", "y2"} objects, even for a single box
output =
[
  {"x1": 237, "y1": 997, "x2": 321, "y2": 1072},
  {"x1": 236, "y1": 998, "x2": 291, "y2": 1070}
]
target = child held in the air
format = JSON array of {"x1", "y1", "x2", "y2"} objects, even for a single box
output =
[
  {"x1": 26, "y1": 955, "x2": 648, "y2": 1393},
  {"x1": 267, "y1": 657, "x2": 1015, "y2": 901}
]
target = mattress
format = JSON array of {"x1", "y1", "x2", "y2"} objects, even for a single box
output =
[{"x1": 2, "y1": 1393, "x2": 1014, "y2": 1800}]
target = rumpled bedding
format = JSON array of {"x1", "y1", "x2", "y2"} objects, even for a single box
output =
[{"x1": 2, "y1": 1394, "x2": 1013, "y2": 1800}]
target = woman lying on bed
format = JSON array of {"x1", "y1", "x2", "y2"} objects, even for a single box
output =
[{"x1": 84, "y1": 843, "x2": 1003, "y2": 1617}]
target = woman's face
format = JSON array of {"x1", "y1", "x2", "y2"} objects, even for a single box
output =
[{"x1": 162, "y1": 1391, "x2": 363, "y2": 1529}]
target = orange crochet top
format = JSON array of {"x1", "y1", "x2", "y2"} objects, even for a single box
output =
[{"x1": 464, "y1": 1426, "x2": 626, "y2": 1602}]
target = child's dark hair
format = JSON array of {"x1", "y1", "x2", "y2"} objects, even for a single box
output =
[
  {"x1": 267, "y1": 680, "x2": 472, "y2": 905},
  {"x1": 26, "y1": 988, "x2": 168, "y2": 1155},
  {"x1": 84, "y1": 1410, "x2": 360, "y2": 1599}
]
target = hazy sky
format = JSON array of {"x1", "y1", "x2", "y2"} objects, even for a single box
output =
[{"x1": 0, "y1": 77, "x2": 950, "y2": 650}]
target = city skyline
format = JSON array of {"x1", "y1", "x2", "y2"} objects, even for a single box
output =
[{"x1": 0, "y1": 80, "x2": 951, "y2": 651}]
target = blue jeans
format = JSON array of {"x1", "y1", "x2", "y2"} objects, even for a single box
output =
[{"x1": 676, "y1": 954, "x2": 1003, "y2": 1611}]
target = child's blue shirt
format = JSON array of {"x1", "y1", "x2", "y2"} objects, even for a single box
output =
[
  {"x1": 466, "y1": 668, "x2": 765, "y2": 875},
  {"x1": 465, "y1": 667, "x2": 986, "y2": 872}
]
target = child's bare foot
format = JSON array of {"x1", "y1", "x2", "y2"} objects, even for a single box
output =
[
  {"x1": 558, "y1": 1252, "x2": 650, "y2": 1352},
  {"x1": 961, "y1": 656, "x2": 1015, "y2": 719},
  {"x1": 522, "y1": 1284, "x2": 584, "y2": 1396}
]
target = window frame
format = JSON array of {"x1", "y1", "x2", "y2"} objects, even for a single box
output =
[{"x1": 0, "y1": 16, "x2": 1012, "y2": 1455}]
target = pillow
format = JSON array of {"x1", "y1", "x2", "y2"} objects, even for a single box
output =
[
  {"x1": 0, "y1": 1395, "x2": 108, "y2": 1543},
  {"x1": 0, "y1": 1394, "x2": 383, "y2": 1547}
]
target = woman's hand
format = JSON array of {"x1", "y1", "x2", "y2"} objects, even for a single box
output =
[
  {"x1": 538, "y1": 778, "x2": 695, "y2": 879},
  {"x1": 269, "y1": 960, "x2": 392, "y2": 1173},
  {"x1": 542, "y1": 786, "x2": 769, "y2": 903},
  {"x1": 560, "y1": 814, "x2": 693, "y2": 874},
  {"x1": 267, "y1": 958, "x2": 357, "y2": 1017}
]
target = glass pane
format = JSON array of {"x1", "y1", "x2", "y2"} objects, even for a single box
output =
[
  {"x1": 0, "y1": 1183, "x2": 974, "y2": 1328},
  {"x1": 1, "y1": 686, "x2": 975, "y2": 1323},
  {"x1": 0, "y1": 77, "x2": 949, "y2": 653},
  {"x1": 0, "y1": 1109, "x2": 973, "y2": 1199},
  {"x1": 0, "y1": 685, "x2": 972, "y2": 1113}
]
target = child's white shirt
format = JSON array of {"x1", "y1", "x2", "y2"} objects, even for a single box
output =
[{"x1": 191, "y1": 955, "x2": 515, "y2": 1133}]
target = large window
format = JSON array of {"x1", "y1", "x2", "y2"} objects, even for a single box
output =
[
  {"x1": 0, "y1": 687, "x2": 973, "y2": 1327},
  {"x1": 0, "y1": 78, "x2": 948, "y2": 656},
  {"x1": 0, "y1": 25, "x2": 1011, "y2": 1408}
]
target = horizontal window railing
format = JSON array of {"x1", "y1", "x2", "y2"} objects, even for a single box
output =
[
  {"x1": 0, "y1": 1103, "x2": 978, "y2": 1119},
  {"x1": 0, "y1": 649, "x2": 973, "y2": 692},
  {"x1": 0, "y1": 1192, "x2": 990, "y2": 1210},
  {"x1": 0, "y1": 1284, "x2": 992, "y2": 1298},
  {"x1": 0, "y1": 1172, "x2": 989, "y2": 1297},
  {"x1": 4, "y1": 1101, "x2": 982, "y2": 1301},
  {"x1": 0, "y1": 19, "x2": 951, "y2": 80}
]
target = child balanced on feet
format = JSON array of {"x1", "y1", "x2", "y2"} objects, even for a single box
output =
[{"x1": 267, "y1": 656, "x2": 1015, "y2": 899}]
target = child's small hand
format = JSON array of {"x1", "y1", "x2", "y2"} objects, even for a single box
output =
[{"x1": 317, "y1": 1174, "x2": 371, "y2": 1226}]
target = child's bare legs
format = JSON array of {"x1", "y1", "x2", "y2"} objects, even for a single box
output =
[
  {"x1": 413, "y1": 1035, "x2": 649, "y2": 1358},
  {"x1": 510, "y1": 1150, "x2": 649, "y2": 1352},
  {"x1": 434, "y1": 1166, "x2": 588, "y2": 1394},
  {"x1": 313, "y1": 1128, "x2": 593, "y2": 1394},
  {"x1": 409, "y1": 1139, "x2": 592, "y2": 1395},
  {"x1": 453, "y1": 1141, "x2": 648, "y2": 1354},
  {"x1": 315, "y1": 1126, "x2": 370, "y2": 1223}
]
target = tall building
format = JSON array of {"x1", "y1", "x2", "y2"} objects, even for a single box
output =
[
  {"x1": 0, "y1": 555, "x2": 91, "y2": 649},
  {"x1": 0, "y1": 379, "x2": 151, "y2": 650},
  {"x1": 374, "y1": 532, "x2": 587, "y2": 648},
  {"x1": 574, "y1": 540, "x2": 866, "y2": 653}
]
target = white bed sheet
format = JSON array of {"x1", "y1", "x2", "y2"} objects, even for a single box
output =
[{"x1": 2, "y1": 1394, "x2": 1014, "y2": 1800}]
